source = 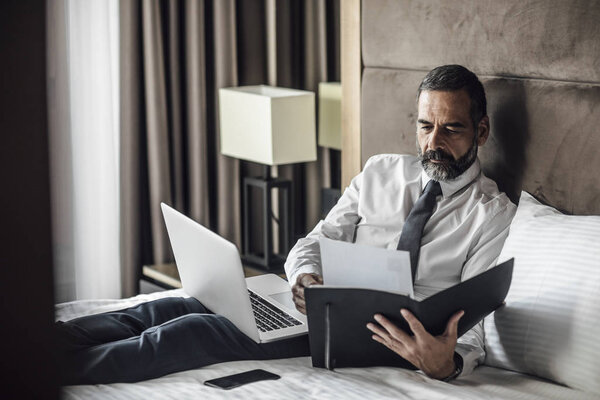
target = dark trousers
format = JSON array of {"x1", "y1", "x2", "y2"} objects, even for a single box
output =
[{"x1": 57, "y1": 297, "x2": 310, "y2": 385}]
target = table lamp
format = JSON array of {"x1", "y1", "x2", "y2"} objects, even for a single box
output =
[
  {"x1": 219, "y1": 85, "x2": 317, "y2": 270},
  {"x1": 318, "y1": 82, "x2": 342, "y2": 217}
]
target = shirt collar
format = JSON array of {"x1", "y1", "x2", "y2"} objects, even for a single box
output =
[{"x1": 420, "y1": 158, "x2": 481, "y2": 199}]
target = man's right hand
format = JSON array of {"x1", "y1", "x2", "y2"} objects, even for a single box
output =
[{"x1": 291, "y1": 273, "x2": 323, "y2": 315}]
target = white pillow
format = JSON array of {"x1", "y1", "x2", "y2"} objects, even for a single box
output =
[{"x1": 484, "y1": 191, "x2": 600, "y2": 394}]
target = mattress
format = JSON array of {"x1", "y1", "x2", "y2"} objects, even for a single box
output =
[{"x1": 57, "y1": 290, "x2": 596, "y2": 400}]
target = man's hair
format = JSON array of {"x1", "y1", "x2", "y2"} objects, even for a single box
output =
[{"x1": 417, "y1": 65, "x2": 487, "y2": 129}]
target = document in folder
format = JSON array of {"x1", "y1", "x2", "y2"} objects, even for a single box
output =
[
  {"x1": 305, "y1": 257, "x2": 514, "y2": 370},
  {"x1": 319, "y1": 237, "x2": 413, "y2": 298}
]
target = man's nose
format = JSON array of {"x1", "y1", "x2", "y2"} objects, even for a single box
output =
[{"x1": 428, "y1": 126, "x2": 445, "y2": 150}]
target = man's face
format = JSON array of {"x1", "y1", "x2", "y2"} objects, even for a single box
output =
[{"x1": 416, "y1": 89, "x2": 489, "y2": 181}]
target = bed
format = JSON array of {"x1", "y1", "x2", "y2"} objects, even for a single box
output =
[
  {"x1": 57, "y1": 290, "x2": 597, "y2": 400},
  {"x1": 59, "y1": 0, "x2": 600, "y2": 398}
]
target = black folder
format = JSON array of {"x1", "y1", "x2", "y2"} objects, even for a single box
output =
[{"x1": 305, "y1": 258, "x2": 514, "y2": 370}]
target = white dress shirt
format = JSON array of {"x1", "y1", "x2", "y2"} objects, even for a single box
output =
[{"x1": 285, "y1": 153, "x2": 516, "y2": 376}]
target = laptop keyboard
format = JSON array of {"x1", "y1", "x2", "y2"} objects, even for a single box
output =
[{"x1": 248, "y1": 290, "x2": 302, "y2": 332}]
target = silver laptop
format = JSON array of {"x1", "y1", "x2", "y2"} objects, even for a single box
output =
[{"x1": 160, "y1": 203, "x2": 308, "y2": 343}]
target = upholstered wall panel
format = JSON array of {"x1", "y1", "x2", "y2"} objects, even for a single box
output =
[
  {"x1": 361, "y1": 68, "x2": 424, "y2": 162},
  {"x1": 362, "y1": 67, "x2": 600, "y2": 215},
  {"x1": 362, "y1": 0, "x2": 600, "y2": 83}
]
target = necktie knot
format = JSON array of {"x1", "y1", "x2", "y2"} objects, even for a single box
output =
[{"x1": 423, "y1": 180, "x2": 442, "y2": 198}]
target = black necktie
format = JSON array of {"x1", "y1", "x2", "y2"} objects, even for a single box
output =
[{"x1": 397, "y1": 180, "x2": 442, "y2": 282}]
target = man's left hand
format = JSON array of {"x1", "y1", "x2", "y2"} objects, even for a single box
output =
[{"x1": 366, "y1": 309, "x2": 464, "y2": 380}]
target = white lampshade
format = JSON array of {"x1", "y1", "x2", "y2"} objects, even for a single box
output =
[
  {"x1": 218, "y1": 85, "x2": 317, "y2": 166},
  {"x1": 317, "y1": 82, "x2": 341, "y2": 150}
]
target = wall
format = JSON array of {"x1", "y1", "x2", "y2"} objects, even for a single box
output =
[{"x1": 360, "y1": 0, "x2": 600, "y2": 215}]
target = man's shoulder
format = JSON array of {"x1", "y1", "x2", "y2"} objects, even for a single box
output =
[
  {"x1": 363, "y1": 153, "x2": 420, "y2": 172},
  {"x1": 361, "y1": 154, "x2": 422, "y2": 184},
  {"x1": 471, "y1": 173, "x2": 517, "y2": 220}
]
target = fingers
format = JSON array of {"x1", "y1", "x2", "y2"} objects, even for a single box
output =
[
  {"x1": 372, "y1": 314, "x2": 413, "y2": 344},
  {"x1": 291, "y1": 282, "x2": 304, "y2": 299},
  {"x1": 294, "y1": 298, "x2": 306, "y2": 314},
  {"x1": 291, "y1": 284, "x2": 306, "y2": 314},
  {"x1": 371, "y1": 332, "x2": 406, "y2": 353},
  {"x1": 366, "y1": 321, "x2": 391, "y2": 340},
  {"x1": 292, "y1": 273, "x2": 323, "y2": 315},
  {"x1": 371, "y1": 333, "x2": 387, "y2": 345},
  {"x1": 292, "y1": 273, "x2": 322, "y2": 302},
  {"x1": 443, "y1": 310, "x2": 464, "y2": 338},
  {"x1": 366, "y1": 319, "x2": 408, "y2": 358},
  {"x1": 299, "y1": 273, "x2": 322, "y2": 288},
  {"x1": 400, "y1": 309, "x2": 428, "y2": 338}
]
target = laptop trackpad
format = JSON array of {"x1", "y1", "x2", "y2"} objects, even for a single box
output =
[{"x1": 269, "y1": 291, "x2": 296, "y2": 311}]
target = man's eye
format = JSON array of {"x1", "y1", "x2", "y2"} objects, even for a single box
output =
[{"x1": 420, "y1": 126, "x2": 432, "y2": 131}]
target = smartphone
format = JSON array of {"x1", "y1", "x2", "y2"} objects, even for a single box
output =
[{"x1": 204, "y1": 369, "x2": 281, "y2": 390}]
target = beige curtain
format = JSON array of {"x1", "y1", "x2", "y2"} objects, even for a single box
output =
[{"x1": 119, "y1": 0, "x2": 340, "y2": 297}]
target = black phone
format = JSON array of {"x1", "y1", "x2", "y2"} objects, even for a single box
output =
[{"x1": 204, "y1": 369, "x2": 281, "y2": 390}]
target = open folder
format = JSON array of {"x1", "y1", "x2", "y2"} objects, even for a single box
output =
[{"x1": 305, "y1": 258, "x2": 514, "y2": 370}]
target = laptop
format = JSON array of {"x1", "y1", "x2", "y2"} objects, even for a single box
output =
[{"x1": 160, "y1": 203, "x2": 308, "y2": 343}]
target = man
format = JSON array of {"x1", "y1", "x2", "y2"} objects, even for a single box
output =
[
  {"x1": 286, "y1": 64, "x2": 516, "y2": 380},
  {"x1": 58, "y1": 65, "x2": 514, "y2": 385}
]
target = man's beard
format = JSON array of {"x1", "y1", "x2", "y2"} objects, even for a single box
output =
[{"x1": 417, "y1": 138, "x2": 478, "y2": 181}]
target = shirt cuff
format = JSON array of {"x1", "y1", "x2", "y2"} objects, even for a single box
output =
[{"x1": 454, "y1": 342, "x2": 485, "y2": 377}]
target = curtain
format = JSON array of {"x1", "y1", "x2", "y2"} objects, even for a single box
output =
[
  {"x1": 48, "y1": 0, "x2": 121, "y2": 301},
  {"x1": 120, "y1": 0, "x2": 340, "y2": 297}
]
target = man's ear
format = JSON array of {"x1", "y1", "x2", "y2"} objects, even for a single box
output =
[{"x1": 476, "y1": 116, "x2": 490, "y2": 146}]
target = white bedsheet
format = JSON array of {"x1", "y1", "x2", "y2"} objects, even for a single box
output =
[{"x1": 57, "y1": 290, "x2": 597, "y2": 400}]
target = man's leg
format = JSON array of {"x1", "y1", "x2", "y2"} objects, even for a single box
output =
[
  {"x1": 62, "y1": 312, "x2": 310, "y2": 385},
  {"x1": 57, "y1": 297, "x2": 207, "y2": 351}
]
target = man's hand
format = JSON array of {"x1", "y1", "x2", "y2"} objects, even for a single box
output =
[
  {"x1": 291, "y1": 273, "x2": 323, "y2": 314},
  {"x1": 366, "y1": 309, "x2": 464, "y2": 380}
]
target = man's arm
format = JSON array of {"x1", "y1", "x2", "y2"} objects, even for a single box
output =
[
  {"x1": 285, "y1": 171, "x2": 363, "y2": 285},
  {"x1": 454, "y1": 206, "x2": 515, "y2": 375},
  {"x1": 368, "y1": 201, "x2": 516, "y2": 379},
  {"x1": 286, "y1": 170, "x2": 363, "y2": 313}
]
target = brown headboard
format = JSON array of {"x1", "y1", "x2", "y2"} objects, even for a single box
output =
[{"x1": 343, "y1": 0, "x2": 600, "y2": 215}]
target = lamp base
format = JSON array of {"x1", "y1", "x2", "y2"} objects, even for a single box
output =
[{"x1": 242, "y1": 175, "x2": 292, "y2": 272}]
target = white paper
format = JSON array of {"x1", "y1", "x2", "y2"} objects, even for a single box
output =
[{"x1": 319, "y1": 237, "x2": 414, "y2": 297}]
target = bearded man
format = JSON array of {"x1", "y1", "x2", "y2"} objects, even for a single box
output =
[
  {"x1": 58, "y1": 64, "x2": 516, "y2": 386},
  {"x1": 287, "y1": 64, "x2": 516, "y2": 381}
]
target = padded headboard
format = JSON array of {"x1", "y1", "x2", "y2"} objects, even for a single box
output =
[{"x1": 358, "y1": 0, "x2": 600, "y2": 215}]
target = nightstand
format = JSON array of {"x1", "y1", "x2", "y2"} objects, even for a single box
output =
[{"x1": 139, "y1": 263, "x2": 181, "y2": 294}]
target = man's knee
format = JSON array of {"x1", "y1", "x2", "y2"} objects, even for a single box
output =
[{"x1": 132, "y1": 296, "x2": 208, "y2": 315}]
